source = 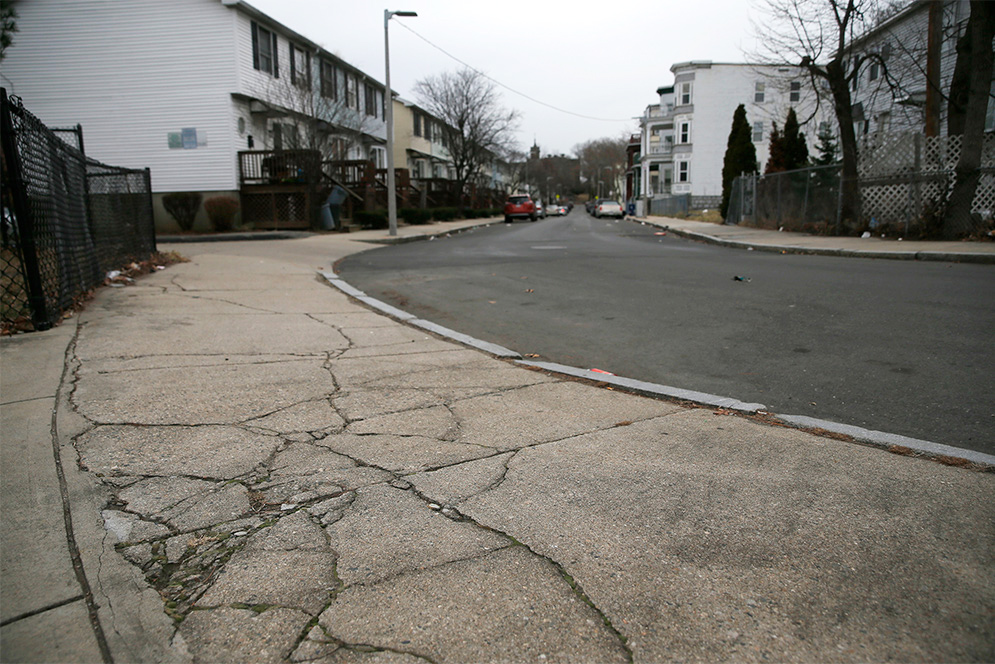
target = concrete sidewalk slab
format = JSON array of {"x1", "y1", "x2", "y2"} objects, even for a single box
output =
[
  {"x1": 0, "y1": 325, "x2": 85, "y2": 648},
  {"x1": 2, "y1": 225, "x2": 993, "y2": 663},
  {"x1": 644, "y1": 217, "x2": 995, "y2": 263}
]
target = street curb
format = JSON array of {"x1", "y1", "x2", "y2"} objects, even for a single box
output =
[
  {"x1": 774, "y1": 414, "x2": 995, "y2": 468},
  {"x1": 355, "y1": 219, "x2": 500, "y2": 245},
  {"x1": 515, "y1": 360, "x2": 766, "y2": 412},
  {"x1": 320, "y1": 270, "x2": 991, "y2": 469},
  {"x1": 319, "y1": 272, "x2": 519, "y2": 358},
  {"x1": 640, "y1": 221, "x2": 995, "y2": 264},
  {"x1": 410, "y1": 319, "x2": 521, "y2": 358},
  {"x1": 157, "y1": 230, "x2": 312, "y2": 243}
]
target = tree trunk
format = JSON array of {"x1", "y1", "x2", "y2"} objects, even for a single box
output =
[
  {"x1": 947, "y1": 6, "x2": 975, "y2": 136},
  {"x1": 942, "y1": 0, "x2": 995, "y2": 239},
  {"x1": 826, "y1": 61, "x2": 862, "y2": 233}
]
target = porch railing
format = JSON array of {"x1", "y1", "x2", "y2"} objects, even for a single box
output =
[{"x1": 238, "y1": 149, "x2": 322, "y2": 186}]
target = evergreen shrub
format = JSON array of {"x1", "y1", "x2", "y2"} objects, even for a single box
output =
[
  {"x1": 162, "y1": 192, "x2": 203, "y2": 232},
  {"x1": 355, "y1": 211, "x2": 388, "y2": 229}
]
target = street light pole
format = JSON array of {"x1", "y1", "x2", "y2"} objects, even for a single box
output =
[{"x1": 384, "y1": 9, "x2": 417, "y2": 237}]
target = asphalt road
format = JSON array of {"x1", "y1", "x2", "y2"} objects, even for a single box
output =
[{"x1": 338, "y1": 210, "x2": 995, "y2": 454}]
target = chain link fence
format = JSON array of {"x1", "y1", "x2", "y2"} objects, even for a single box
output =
[
  {"x1": 648, "y1": 194, "x2": 690, "y2": 217},
  {"x1": 726, "y1": 132, "x2": 995, "y2": 238},
  {"x1": 1, "y1": 89, "x2": 155, "y2": 331}
]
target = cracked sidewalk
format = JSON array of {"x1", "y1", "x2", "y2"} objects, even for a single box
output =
[{"x1": 1, "y1": 229, "x2": 993, "y2": 663}]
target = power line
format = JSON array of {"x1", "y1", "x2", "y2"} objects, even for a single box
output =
[{"x1": 394, "y1": 22, "x2": 632, "y2": 123}]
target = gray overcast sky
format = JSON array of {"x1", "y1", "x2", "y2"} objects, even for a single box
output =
[{"x1": 248, "y1": 0, "x2": 760, "y2": 156}]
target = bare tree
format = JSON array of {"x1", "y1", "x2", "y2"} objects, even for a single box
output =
[
  {"x1": 753, "y1": 0, "x2": 884, "y2": 232},
  {"x1": 503, "y1": 149, "x2": 530, "y2": 195},
  {"x1": 414, "y1": 68, "x2": 520, "y2": 214},
  {"x1": 264, "y1": 59, "x2": 372, "y2": 165},
  {"x1": 574, "y1": 136, "x2": 627, "y2": 200}
]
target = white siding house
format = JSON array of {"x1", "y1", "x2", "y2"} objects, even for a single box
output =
[
  {"x1": 842, "y1": 0, "x2": 988, "y2": 138},
  {"x1": 636, "y1": 61, "x2": 829, "y2": 210},
  {"x1": 393, "y1": 98, "x2": 453, "y2": 181},
  {"x1": 1, "y1": 0, "x2": 388, "y2": 230}
]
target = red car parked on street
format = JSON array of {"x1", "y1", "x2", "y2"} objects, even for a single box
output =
[{"x1": 504, "y1": 194, "x2": 537, "y2": 223}]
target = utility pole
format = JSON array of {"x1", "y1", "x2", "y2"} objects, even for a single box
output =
[
  {"x1": 384, "y1": 9, "x2": 417, "y2": 236},
  {"x1": 924, "y1": 0, "x2": 942, "y2": 137}
]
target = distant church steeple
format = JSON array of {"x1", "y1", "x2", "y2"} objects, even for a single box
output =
[{"x1": 529, "y1": 139, "x2": 540, "y2": 160}]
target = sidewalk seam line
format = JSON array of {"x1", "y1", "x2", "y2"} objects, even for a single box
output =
[
  {"x1": 52, "y1": 325, "x2": 114, "y2": 663},
  {"x1": 0, "y1": 594, "x2": 86, "y2": 627}
]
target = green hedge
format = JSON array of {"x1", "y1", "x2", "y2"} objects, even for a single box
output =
[
  {"x1": 400, "y1": 208, "x2": 432, "y2": 225},
  {"x1": 355, "y1": 211, "x2": 388, "y2": 229},
  {"x1": 431, "y1": 207, "x2": 458, "y2": 221}
]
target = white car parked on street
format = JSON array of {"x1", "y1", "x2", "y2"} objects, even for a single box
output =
[{"x1": 595, "y1": 200, "x2": 624, "y2": 218}]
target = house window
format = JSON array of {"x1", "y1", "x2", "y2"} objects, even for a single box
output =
[
  {"x1": 679, "y1": 82, "x2": 692, "y2": 106},
  {"x1": 364, "y1": 84, "x2": 377, "y2": 117},
  {"x1": 272, "y1": 123, "x2": 298, "y2": 151},
  {"x1": 790, "y1": 81, "x2": 801, "y2": 102},
  {"x1": 370, "y1": 147, "x2": 385, "y2": 168},
  {"x1": 752, "y1": 121, "x2": 764, "y2": 142},
  {"x1": 346, "y1": 75, "x2": 358, "y2": 110},
  {"x1": 677, "y1": 161, "x2": 689, "y2": 183},
  {"x1": 869, "y1": 62, "x2": 879, "y2": 81},
  {"x1": 321, "y1": 61, "x2": 337, "y2": 99},
  {"x1": 329, "y1": 137, "x2": 347, "y2": 160},
  {"x1": 413, "y1": 112, "x2": 422, "y2": 137},
  {"x1": 754, "y1": 82, "x2": 765, "y2": 103},
  {"x1": 251, "y1": 22, "x2": 279, "y2": 77},
  {"x1": 678, "y1": 120, "x2": 691, "y2": 144},
  {"x1": 291, "y1": 45, "x2": 309, "y2": 87}
]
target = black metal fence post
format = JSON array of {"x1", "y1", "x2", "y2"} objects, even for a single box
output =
[
  {"x1": 1, "y1": 90, "x2": 158, "y2": 332},
  {"x1": 144, "y1": 167, "x2": 157, "y2": 253},
  {"x1": 1, "y1": 88, "x2": 52, "y2": 330}
]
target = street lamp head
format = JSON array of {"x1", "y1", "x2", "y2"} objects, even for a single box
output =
[{"x1": 388, "y1": 10, "x2": 418, "y2": 18}]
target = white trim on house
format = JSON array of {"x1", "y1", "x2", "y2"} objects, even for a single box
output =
[
  {"x1": 638, "y1": 61, "x2": 829, "y2": 203},
  {"x1": 1, "y1": 0, "x2": 388, "y2": 195}
]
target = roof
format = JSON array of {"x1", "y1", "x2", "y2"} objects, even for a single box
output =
[
  {"x1": 843, "y1": 0, "x2": 930, "y2": 53},
  {"x1": 223, "y1": 0, "x2": 391, "y2": 91}
]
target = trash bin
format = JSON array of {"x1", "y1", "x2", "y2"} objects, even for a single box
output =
[
  {"x1": 323, "y1": 185, "x2": 347, "y2": 231},
  {"x1": 320, "y1": 203, "x2": 334, "y2": 230}
]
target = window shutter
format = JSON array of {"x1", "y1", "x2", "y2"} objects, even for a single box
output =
[
  {"x1": 305, "y1": 51, "x2": 311, "y2": 86},
  {"x1": 251, "y1": 22, "x2": 260, "y2": 70},
  {"x1": 272, "y1": 33, "x2": 279, "y2": 78},
  {"x1": 290, "y1": 46, "x2": 295, "y2": 82}
]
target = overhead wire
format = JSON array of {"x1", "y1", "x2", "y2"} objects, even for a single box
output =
[{"x1": 393, "y1": 21, "x2": 632, "y2": 123}]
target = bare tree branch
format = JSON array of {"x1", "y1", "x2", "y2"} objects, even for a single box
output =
[{"x1": 414, "y1": 68, "x2": 520, "y2": 213}]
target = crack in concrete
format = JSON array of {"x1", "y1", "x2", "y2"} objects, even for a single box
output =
[
  {"x1": 180, "y1": 294, "x2": 287, "y2": 314},
  {"x1": 406, "y1": 488, "x2": 634, "y2": 663},
  {"x1": 392, "y1": 481, "x2": 633, "y2": 658},
  {"x1": 52, "y1": 323, "x2": 114, "y2": 663},
  {"x1": 88, "y1": 355, "x2": 328, "y2": 375}
]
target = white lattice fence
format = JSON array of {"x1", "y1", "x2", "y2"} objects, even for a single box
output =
[{"x1": 858, "y1": 132, "x2": 995, "y2": 230}]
